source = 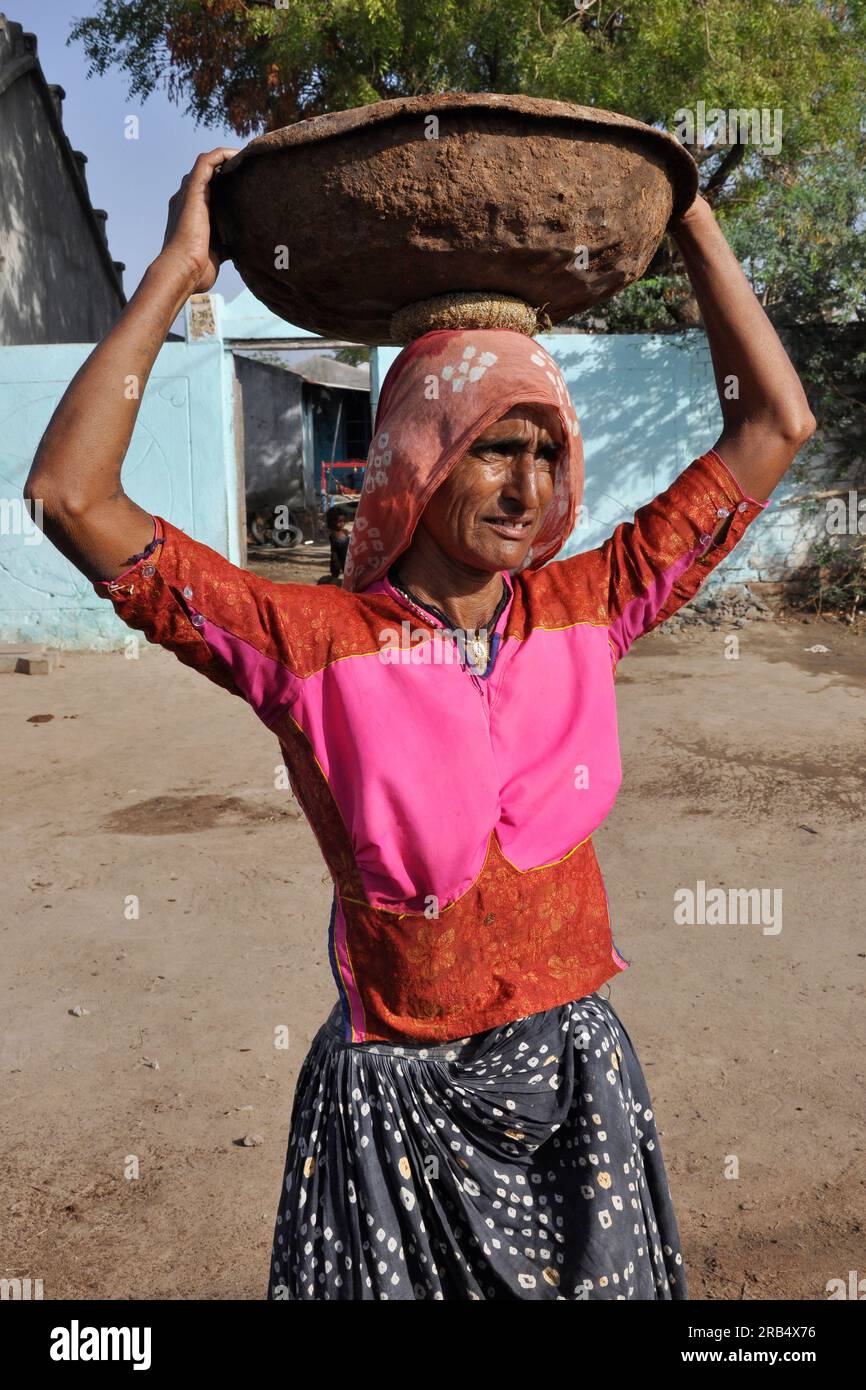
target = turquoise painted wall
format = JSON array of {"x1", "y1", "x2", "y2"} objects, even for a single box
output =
[
  {"x1": 0, "y1": 306, "x2": 812, "y2": 651},
  {"x1": 0, "y1": 338, "x2": 238, "y2": 648}
]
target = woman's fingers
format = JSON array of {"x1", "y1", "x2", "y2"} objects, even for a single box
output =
[
  {"x1": 159, "y1": 148, "x2": 242, "y2": 291},
  {"x1": 172, "y1": 149, "x2": 239, "y2": 202},
  {"x1": 191, "y1": 147, "x2": 241, "y2": 184}
]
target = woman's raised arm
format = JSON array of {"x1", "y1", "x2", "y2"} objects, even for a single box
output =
[
  {"x1": 669, "y1": 195, "x2": 816, "y2": 502},
  {"x1": 23, "y1": 147, "x2": 239, "y2": 582}
]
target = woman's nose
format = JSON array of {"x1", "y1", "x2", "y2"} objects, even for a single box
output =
[{"x1": 503, "y1": 451, "x2": 546, "y2": 508}]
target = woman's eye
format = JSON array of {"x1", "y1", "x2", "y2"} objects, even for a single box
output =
[{"x1": 471, "y1": 442, "x2": 560, "y2": 469}]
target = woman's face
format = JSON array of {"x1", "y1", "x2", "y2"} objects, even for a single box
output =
[{"x1": 417, "y1": 405, "x2": 564, "y2": 574}]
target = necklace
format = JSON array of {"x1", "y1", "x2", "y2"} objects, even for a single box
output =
[{"x1": 388, "y1": 568, "x2": 508, "y2": 673}]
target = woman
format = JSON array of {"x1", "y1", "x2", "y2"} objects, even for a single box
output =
[{"x1": 25, "y1": 149, "x2": 814, "y2": 1300}]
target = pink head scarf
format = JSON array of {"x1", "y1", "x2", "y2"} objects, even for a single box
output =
[{"x1": 343, "y1": 328, "x2": 585, "y2": 593}]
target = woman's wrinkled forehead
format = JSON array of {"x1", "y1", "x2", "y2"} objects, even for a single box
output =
[{"x1": 473, "y1": 403, "x2": 565, "y2": 444}]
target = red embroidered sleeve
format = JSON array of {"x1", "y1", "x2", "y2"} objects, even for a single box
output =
[
  {"x1": 91, "y1": 516, "x2": 300, "y2": 698},
  {"x1": 524, "y1": 449, "x2": 769, "y2": 654},
  {"x1": 599, "y1": 449, "x2": 769, "y2": 658}
]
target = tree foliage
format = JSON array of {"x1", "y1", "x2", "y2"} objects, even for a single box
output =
[
  {"x1": 69, "y1": 1, "x2": 866, "y2": 456},
  {"x1": 69, "y1": 1, "x2": 866, "y2": 157}
]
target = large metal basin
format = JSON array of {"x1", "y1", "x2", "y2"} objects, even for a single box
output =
[{"x1": 210, "y1": 92, "x2": 698, "y2": 345}]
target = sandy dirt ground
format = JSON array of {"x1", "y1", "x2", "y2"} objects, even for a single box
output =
[
  {"x1": 246, "y1": 541, "x2": 334, "y2": 586},
  {"x1": 1, "y1": 595, "x2": 863, "y2": 1301}
]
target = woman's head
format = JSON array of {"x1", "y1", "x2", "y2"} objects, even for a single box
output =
[
  {"x1": 409, "y1": 404, "x2": 564, "y2": 576},
  {"x1": 343, "y1": 328, "x2": 583, "y2": 592}
]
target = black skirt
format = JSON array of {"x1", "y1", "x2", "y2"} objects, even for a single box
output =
[{"x1": 268, "y1": 991, "x2": 688, "y2": 1300}]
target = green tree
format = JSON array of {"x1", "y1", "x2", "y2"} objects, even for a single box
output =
[
  {"x1": 70, "y1": 1, "x2": 866, "y2": 459},
  {"x1": 70, "y1": 1, "x2": 866, "y2": 175},
  {"x1": 333, "y1": 346, "x2": 370, "y2": 368}
]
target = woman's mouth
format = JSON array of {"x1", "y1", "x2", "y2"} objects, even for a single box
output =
[{"x1": 481, "y1": 516, "x2": 534, "y2": 541}]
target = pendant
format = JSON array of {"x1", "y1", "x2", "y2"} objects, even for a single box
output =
[{"x1": 467, "y1": 635, "x2": 489, "y2": 670}]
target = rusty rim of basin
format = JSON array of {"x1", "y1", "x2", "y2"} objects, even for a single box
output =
[{"x1": 211, "y1": 91, "x2": 699, "y2": 344}]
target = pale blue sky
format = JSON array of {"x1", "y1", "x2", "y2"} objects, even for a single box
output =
[{"x1": 8, "y1": 0, "x2": 247, "y2": 305}]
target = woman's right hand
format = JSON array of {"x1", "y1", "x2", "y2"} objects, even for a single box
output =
[{"x1": 157, "y1": 147, "x2": 240, "y2": 295}]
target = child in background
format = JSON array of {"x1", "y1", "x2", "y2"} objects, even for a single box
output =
[{"x1": 326, "y1": 506, "x2": 351, "y2": 580}]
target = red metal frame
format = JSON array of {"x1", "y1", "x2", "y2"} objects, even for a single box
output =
[{"x1": 320, "y1": 459, "x2": 366, "y2": 501}]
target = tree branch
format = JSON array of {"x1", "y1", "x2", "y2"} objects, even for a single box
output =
[{"x1": 702, "y1": 142, "x2": 747, "y2": 202}]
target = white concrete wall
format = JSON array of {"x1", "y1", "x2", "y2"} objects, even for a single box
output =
[{"x1": 0, "y1": 18, "x2": 124, "y2": 345}]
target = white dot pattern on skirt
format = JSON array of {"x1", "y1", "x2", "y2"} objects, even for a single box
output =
[{"x1": 267, "y1": 993, "x2": 687, "y2": 1301}]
